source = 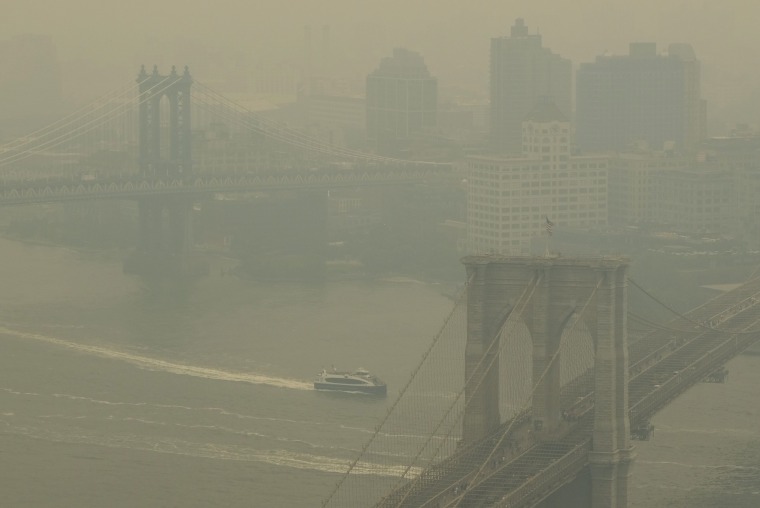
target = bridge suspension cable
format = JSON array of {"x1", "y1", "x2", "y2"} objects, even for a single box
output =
[
  {"x1": 193, "y1": 81, "x2": 450, "y2": 167},
  {"x1": 320, "y1": 280, "x2": 471, "y2": 507},
  {"x1": 0, "y1": 77, "x2": 137, "y2": 153},
  {"x1": 383, "y1": 274, "x2": 542, "y2": 508},
  {"x1": 324, "y1": 272, "x2": 602, "y2": 508},
  {"x1": 438, "y1": 273, "x2": 760, "y2": 508},
  {"x1": 0, "y1": 82, "x2": 143, "y2": 168},
  {"x1": 322, "y1": 274, "x2": 760, "y2": 507},
  {"x1": 190, "y1": 90, "x2": 384, "y2": 163},
  {"x1": 628, "y1": 276, "x2": 760, "y2": 336},
  {"x1": 0, "y1": 75, "x2": 180, "y2": 170},
  {"x1": 629, "y1": 312, "x2": 691, "y2": 334},
  {"x1": 392, "y1": 276, "x2": 541, "y2": 507},
  {"x1": 0, "y1": 73, "x2": 454, "y2": 181},
  {"x1": 371, "y1": 276, "x2": 598, "y2": 508},
  {"x1": 193, "y1": 81, "x2": 394, "y2": 164},
  {"x1": 438, "y1": 279, "x2": 602, "y2": 508}
]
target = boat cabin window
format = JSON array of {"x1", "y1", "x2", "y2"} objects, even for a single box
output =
[{"x1": 326, "y1": 377, "x2": 368, "y2": 384}]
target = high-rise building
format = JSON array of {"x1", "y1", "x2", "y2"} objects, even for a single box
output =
[
  {"x1": 467, "y1": 99, "x2": 607, "y2": 255},
  {"x1": 489, "y1": 18, "x2": 572, "y2": 154},
  {"x1": 0, "y1": 34, "x2": 61, "y2": 129},
  {"x1": 576, "y1": 42, "x2": 705, "y2": 154},
  {"x1": 366, "y1": 48, "x2": 437, "y2": 156}
]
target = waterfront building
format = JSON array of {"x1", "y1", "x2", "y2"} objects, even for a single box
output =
[
  {"x1": 607, "y1": 137, "x2": 759, "y2": 241},
  {"x1": 653, "y1": 158, "x2": 736, "y2": 235},
  {"x1": 607, "y1": 150, "x2": 690, "y2": 227}
]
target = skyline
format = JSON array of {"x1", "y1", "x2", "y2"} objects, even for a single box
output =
[{"x1": 3, "y1": 1, "x2": 760, "y2": 132}]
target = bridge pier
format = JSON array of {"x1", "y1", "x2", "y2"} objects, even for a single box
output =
[
  {"x1": 525, "y1": 268, "x2": 564, "y2": 435},
  {"x1": 138, "y1": 197, "x2": 194, "y2": 257},
  {"x1": 124, "y1": 65, "x2": 207, "y2": 279},
  {"x1": 124, "y1": 196, "x2": 207, "y2": 278},
  {"x1": 138, "y1": 198, "x2": 164, "y2": 255},
  {"x1": 462, "y1": 256, "x2": 635, "y2": 506},
  {"x1": 462, "y1": 262, "x2": 502, "y2": 444},
  {"x1": 588, "y1": 265, "x2": 635, "y2": 508}
]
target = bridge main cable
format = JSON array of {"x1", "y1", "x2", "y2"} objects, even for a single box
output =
[
  {"x1": 439, "y1": 278, "x2": 602, "y2": 508},
  {"x1": 193, "y1": 81, "x2": 450, "y2": 167},
  {"x1": 382, "y1": 274, "x2": 543, "y2": 508},
  {"x1": 320, "y1": 278, "x2": 472, "y2": 507},
  {"x1": 0, "y1": 77, "x2": 137, "y2": 153},
  {"x1": 0, "y1": 75, "x2": 179, "y2": 169}
]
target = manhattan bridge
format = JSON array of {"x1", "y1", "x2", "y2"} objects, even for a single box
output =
[
  {"x1": 1, "y1": 67, "x2": 759, "y2": 508},
  {"x1": 0, "y1": 65, "x2": 449, "y2": 275}
]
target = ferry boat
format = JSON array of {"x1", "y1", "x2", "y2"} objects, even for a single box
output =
[{"x1": 314, "y1": 367, "x2": 387, "y2": 396}]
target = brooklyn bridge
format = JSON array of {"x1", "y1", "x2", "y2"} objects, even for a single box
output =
[{"x1": 319, "y1": 256, "x2": 760, "y2": 508}]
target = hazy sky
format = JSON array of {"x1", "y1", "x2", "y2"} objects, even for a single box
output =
[{"x1": 4, "y1": 0, "x2": 760, "y2": 127}]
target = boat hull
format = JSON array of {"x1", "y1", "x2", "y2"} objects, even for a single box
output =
[{"x1": 314, "y1": 381, "x2": 387, "y2": 396}]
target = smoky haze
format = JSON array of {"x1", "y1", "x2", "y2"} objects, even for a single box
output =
[
  {"x1": 2, "y1": 1, "x2": 760, "y2": 508},
  {"x1": 3, "y1": 0, "x2": 760, "y2": 130}
]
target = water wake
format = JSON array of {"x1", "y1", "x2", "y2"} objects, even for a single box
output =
[
  {"x1": 0, "y1": 414, "x2": 416, "y2": 477},
  {"x1": 654, "y1": 424, "x2": 759, "y2": 438},
  {"x1": 638, "y1": 459, "x2": 760, "y2": 472},
  {"x1": 1, "y1": 388, "x2": 371, "y2": 432},
  {"x1": 0, "y1": 325, "x2": 312, "y2": 390}
]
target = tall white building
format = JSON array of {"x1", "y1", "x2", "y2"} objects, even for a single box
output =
[{"x1": 467, "y1": 100, "x2": 608, "y2": 254}]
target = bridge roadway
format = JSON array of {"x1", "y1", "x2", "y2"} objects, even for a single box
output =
[
  {"x1": 0, "y1": 165, "x2": 451, "y2": 206},
  {"x1": 375, "y1": 276, "x2": 760, "y2": 508}
]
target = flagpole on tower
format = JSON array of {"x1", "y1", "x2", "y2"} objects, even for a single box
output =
[{"x1": 544, "y1": 216, "x2": 554, "y2": 257}]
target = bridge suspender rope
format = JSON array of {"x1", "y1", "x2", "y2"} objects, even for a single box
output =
[
  {"x1": 317, "y1": 263, "x2": 760, "y2": 507},
  {"x1": 0, "y1": 72, "x2": 454, "y2": 182},
  {"x1": 0, "y1": 75, "x2": 180, "y2": 168},
  {"x1": 382, "y1": 274, "x2": 542, "y2": 508},
  {"x1": 193, "y1": 81, "x2": 449, "y2": 167},
  {"x1": 319, "y1": 276, "x2": 474, "y2": 508},
  {"x1": 0, "y1": 75, "x2": 178, "y2": 169},
  {"x1": 440, "y1": 278, "x2": 602, "y2": 508},
  {"x1": 0, "y1": 78, "x2": 137, "y2": 153},
  {"x1": 0, "y1": 78, "x2": 148, "y2": 166},
  {"x1": 193, "y1": 83, "x2": 384, "y2": 163},
  {"x1": 192, "y1": 82, "x2": 392, "y2": 164},
  {"x1": 189, "y1": 91, "x2": 380, "y2": 163},
  {"x1": 627, "y1": 280, "x2": 760, "y2": 434},
  {"x1": 628, "y1": 277, "x2": 760, "y2": 336},
  {"x1": 400, "y1": 274, "x2": 760, "y2": 508}
]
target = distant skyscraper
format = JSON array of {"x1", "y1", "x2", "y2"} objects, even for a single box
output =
[
  {"x1": 366, "y1": 48, "x2": 437, "y2": 156},
  {"x1": 489, "y1": 18, "x2": 572, "y2": 154},
  {"x1": 0, "y1": 34, "x2": 61, "y2": 127},
  {"x1": 576, "y1": 42, "x2": 705, "y2": 153}
]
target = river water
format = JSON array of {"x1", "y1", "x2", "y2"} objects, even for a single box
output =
[{"x1": 0, "y1": 237, "x2": 757, "y2": 507}]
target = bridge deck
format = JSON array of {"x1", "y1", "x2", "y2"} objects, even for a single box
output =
[{"x1": 0, "y1": 166, "x2": 452, "y2": 206}]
